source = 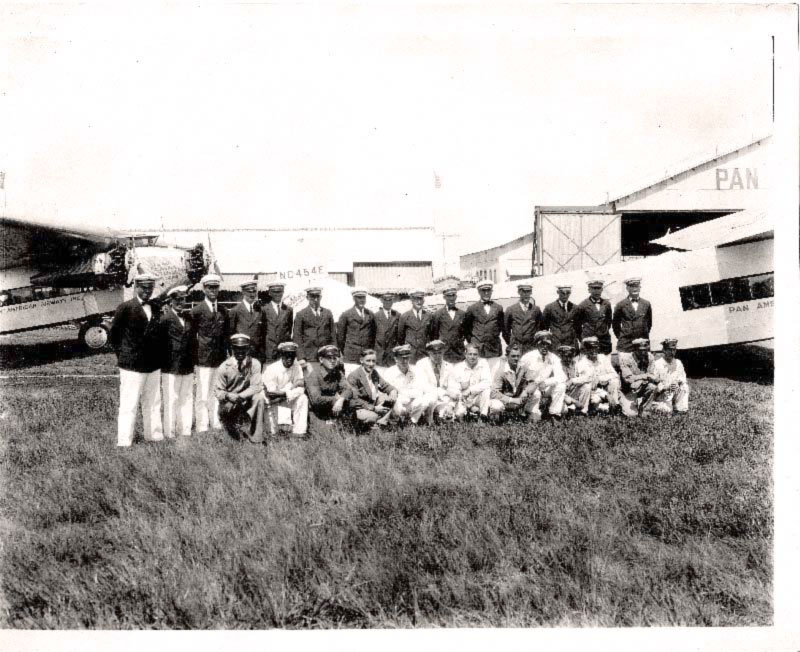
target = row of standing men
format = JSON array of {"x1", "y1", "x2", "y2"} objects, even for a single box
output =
[{"x1": 109, "y1": 273, "x2": 660, "y2": 446}]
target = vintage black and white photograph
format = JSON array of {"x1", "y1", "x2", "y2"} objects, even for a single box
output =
[{"x1": 0, "y1": 1, "x2": 797, "y2": 644}]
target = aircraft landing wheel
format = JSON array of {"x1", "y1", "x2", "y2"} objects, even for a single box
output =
[{"x1": 79, "y1": 321, "x2": 110, "y2": 351}]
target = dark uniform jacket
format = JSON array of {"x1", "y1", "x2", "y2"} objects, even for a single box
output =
[
  {"x1": 337, "y1": 307, "x2": 377, "y2": 363},
  {"x1": 374, "y1": 307, "x2": 400, "y2": 367},
  {"x1": 189, "y1": 300, "x2": 229, "y2": 368},
  {"x1": 228, "y1": 301, "x2": 265, "y2": 360},
  {"x1": 346, "y1": 367, "x2": 396, "y2": 411},
  {"x1": 262, "y1": 300, "x2": 294, "y2": 362},
  {"x1": 463, "y1": 301, "x2": 506, "y2": 358},
  {"x1": 503, "y1": 302, "x2": 543, "y2": 354},
  {"x1": 305, "y1": 364, "x2": 352, "y2": 418},
  {"x1": 110, "y1": 297, "x2": 162, "y2": 373},
  {"x1": 293, "y1": 305, "x2": 336, "y2": 362},
  {"x1": 612, "y1": 297, "x2": 653, "y2": 353},
  {"x1": 542, "y1": 299, "x2": 578, "y2": 349},
  {"x1": 573, "y1": 297, "x2": 613, "y2": 353},
  {"x1": 397, "y1": 308, "x2": 433, "y2": 362},
  {"x1": 430, "y1": 306, "x2": 467, "y2": 363},
  {"x1": 158, "y1": 306, "x2": 194, "y2": 375}
]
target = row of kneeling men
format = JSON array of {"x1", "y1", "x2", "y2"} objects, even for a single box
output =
[{"x1": 110, "y1": 273, "x2": 688, "y2": 447}]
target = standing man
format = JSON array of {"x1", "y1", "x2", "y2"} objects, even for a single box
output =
[
  {"x1": 262, "y1": 281, "x2": 294, "y2": 363},
  {"x1": 293, "y1": 286, "x2": 336, "y2": 369},
  {"x1": 573, "y1": 279, "x2": 614, "y2": 354},
  {"x1": 228, "y1": 279, "x2": 264, "y2": 362},
  {"x1": 488, "y1": 344, "x2": 538, "y2": 422},
  {"x1": 337, "y1": 287, "x2": 376, "y2": 364},
  {"x1": 305, "y1": 344, "x2": 353, "y2": 434},
  {"x1": 613, "y1": 277, "x2": 653, "y2": 353},
  {"x1": 159, "y1": 285, "x2": 194, "y2": 439},
  {"x1": 542, "y1": 284, "x2": 578, "y2": 350},
  {"x1": 429, "y1": 285, "x2": 467, "y2": 363},
  {"x1": 374, "y1": 291, "x2": 400, "y2": 368},
  {"x1": 214, "y1": 334, "x2": 267, "y2": 444},
  {"x1": 263, "y1": 341, "x2": 308, "y2": 437},
  {"x1": 190, "y1": 274, "x2": 228, "y2": 433},
  {"x1": 397, "y1": 289, "x2": 432, "y2": 363},
  {"x1": 618, "y1": 338, "x2": 659, "y2": 417},
  {"x1": 503, "y1": 282, "x2": 543, "y2": 355},
  {"x1": 110, "y1": 273, "x2": 164, "y2": 447},
  {"x1": 463, "y1": 279, "x2": 506, "y2": 376}
]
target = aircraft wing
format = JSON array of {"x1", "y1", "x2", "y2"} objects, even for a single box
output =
[{"x1": 651, "y1": 209, "x2": 772, "y2": 251}]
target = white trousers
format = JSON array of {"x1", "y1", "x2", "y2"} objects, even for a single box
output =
[
  {"x1": 118, "y1": 368, "x2": 163, "y2": 447},
  {"x1": 423, "y1": 392, "x2": 456, "y2": 422},
  {"x1": 162, "y1": 373, "x2": 194, "y2": 438},
  {"x1": 266, "y1": 392, "x2": 309, "y2": 435},
  {"x1": 649, "y1": 383, "x2": 690, "y2": 414},
  {"x1": 485, "y1": 357, "x2": 504, "y2": 378},
  {"x1": 195, "y1": 365, "x2": 221, "y2": 432},
  {"x1": 565, "y1": 383, "x2": 592, "y2": 414},
  {"x1": 394, "y1": 389, "x2": 430, "y2": 424},
  {"x1": 530, "y1": 381, "x2": 566, "y2": 417},
  {"x1": 455, "y1": 388, "x2": 491, "y2": 418}
]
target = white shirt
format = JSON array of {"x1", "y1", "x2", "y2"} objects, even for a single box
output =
[
  {"x1": 242, "y1": 299, "x2": 254, "y2": 314},
  {"x1": 483, "y1": 302, "x2": 492, "y2": 315},
  {"x1": 382, "y1": 308, "x2": 392, "y2": 319},
  {"x1": 415, "y1": 357, "x2": 456, "y2": 399},
  {"x1": 264, "y1": 360, "x2": 305, "y2": 400},
  {"x1": 272, "y1": 302, "x2": 281, "y2": 316},
  {"x1": 651, "y1": 357, "x2": 686, "y2": 391},
  {"x1": 519, "y1": 350, "x2": 566, "y2": 386},
  {"x1": 137, "y1": 295, "x2": 152, "y2": 321},
  {"x1": 447, "y1": 307, "x2": 456, "y2": 320},
  {"x1": 384, "y1": 364, "x2": 420, "y2": 394},
  {"x1": 448, "y1": 359, "x2": 492, "y2": 396},
  {"x1": 171, "y1": 306, "x2": 185, "y2": 328},
  {"x1": 205, "y1": 298, "x2": 217, "y2": 314},
  {"x1": 575, "y1": 354, "x2": 617, "y2": 386}
]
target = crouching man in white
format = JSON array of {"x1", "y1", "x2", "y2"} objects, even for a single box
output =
[
  {"x1": 648, "y1": 338, "x2": 690, "y2": 414},
  {"x1": 263, "y1": 341, "x2": 308, "y2": 436},
  {"x1": 449, "y1": 345, "x2": 492, "y2": 419},
  {"x1": 575, "y1": 336, "x2": 621, "y2": 415},
  {"x1": 618, "y1": 338, "x2": 659, "y2": 417},
  {"x1": 415, "y1": 340, "x2": 459, "y2": 422},
  {"x1": 111, "y1": 273, "x2": 164, "y2": 447},
  {"x1": 383, "y1": 344, "x2": 431, "y2": 424},
  {"x1": 518, "y1": 331, "x2": 567, "y2": 420},
  {"x1": 557, "y1": 344, "x2": 593, "y2": 416},
  {"x1": 489, "y1": 344, "x2": 538, "y2": 422}
]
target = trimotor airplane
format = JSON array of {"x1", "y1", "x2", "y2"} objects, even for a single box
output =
[
  {"x1": 0, "y1": 217, "x2": 210, "y2": 349},
  {"x1": 399, "y1": 209, "x2": 774, "y2": 353}
]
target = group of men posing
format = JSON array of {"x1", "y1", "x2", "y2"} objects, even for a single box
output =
[{"x1": 110, "y1": 273, "x2": 689, "y2": 447}]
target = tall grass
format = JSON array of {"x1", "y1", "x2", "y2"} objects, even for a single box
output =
[{"x1": 0, "y1": 370, "x2": 772, "y2": 628}]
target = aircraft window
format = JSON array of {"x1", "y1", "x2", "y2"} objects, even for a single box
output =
[{"x1": 680, "y1": 272, "x2": 774, "y2": 311}]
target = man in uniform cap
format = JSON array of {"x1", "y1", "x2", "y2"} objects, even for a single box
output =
[
  {"x1": 110, "y1": 273, "x2": 164, "y2": 446},
  {"x1": 305, "y1": 344, "x2": 353, "y2": 434},
  {"x1": 541, "y1": 284, "x2": 578, "y2": 351},
  {"x1": 503, "y1": 282, "x2": 543, "y2": 355},
  {"x1": 612, "y1": 277, "x2": 653, "y2": 353},
  {"x1": 518, "y1": 330, "x2": 567, "y2": 420},
  {"x1": 649, "y1": 338, "x2": 690, "y2": 414},
  {"x1": 573, "y1": 279, "x2": 614, "y2": 354},
  {"x1": 347, "y1": 348, "x2": 399, "y2": 429},
  {"x1": 263, "y1": 341, "x2": 308, "y2": 436},
  {"x1": 214, "y1": 334, "x2": 267, "y2": 443},
  {"x1": 383, "y1": 344, "x2": 431, "y2": 424},
  {"x1": 574, "y1": 336, "x2": 621, "y2": 414},
  {"x1": 448, "y1": 344, "x2": 493, "y2": 419},
  {"x1": 374, "y1": 291, "x2": 400, "y2": 368},
  {"x1": 557, "y1": 344, "x2": 595, "y2": 416},
  {"x1": 488, "y1": 344, "x2": 538, "y2": 422},
  {"x1": 429, "y1": 285, "x2": 467, "y2": 363},
  {"x1": 293, "y1": 287, "x2": 336, "y2": 369},
  {"x1": 618, "y1": 337, "x2": 659, "y2": 417},
  {"x1": 415, "y1": 339, "x2": 459, "y2": 422},
  {"x1": 228, "y1": 279, "x2": 265, "y2": 362},
  {"x1": 190, "y1": 274, "x2": 229, "y2": 432},
  {"x1": 158, "y1": 285, "x2": 194, "y2": 439},
  {"x1": 337, "y1": 287, "x2": 377, "y2": 365},
  {"x1": 262, "y1": 281, "x2": 294, "y2": 363},
  {"x1": 397, "y1": 289, "x2": 432, "y2": 363},
  {"x1": 462, "y1": 279, "x2": 507, "y2": 376}
]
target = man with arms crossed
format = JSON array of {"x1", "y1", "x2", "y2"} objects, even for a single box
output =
[
  {"x1": 263, "y1": 341, "x2": 308, "y2": 437},
  {"x1": 215, "y1": 334, "x2": 267, "y2": 444},
  {"x1": 488, "y1": 344, "x2": 538, "y2": 422}
]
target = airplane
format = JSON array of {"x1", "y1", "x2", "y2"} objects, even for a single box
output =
[
  {"x1": 397, "y1": 209, "x2": 774, "y2": 354},
  {"x1": 0, "y1": 217, "x2": 210, "y2": 350}
]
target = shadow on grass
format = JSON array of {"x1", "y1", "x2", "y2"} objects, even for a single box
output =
[
  {"x1": 0, "y1": 334, "x2": 108, "y2": 371},
  {"x1": 683, "y1": 345, "x2": 773, "y2": 385}
]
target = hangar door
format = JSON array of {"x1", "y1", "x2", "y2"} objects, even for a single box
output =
[{"x1": 538, "y1": 212, "x2": 621, "y2": 275}]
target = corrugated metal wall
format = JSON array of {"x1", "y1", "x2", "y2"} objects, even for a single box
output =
[{"x1": 353, "y1": 262, "x2": 433, "y2": 293}]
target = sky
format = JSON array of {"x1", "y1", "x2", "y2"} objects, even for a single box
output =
[{"x1": 0, "y1": 3, "x2": 778, "y2": 260}]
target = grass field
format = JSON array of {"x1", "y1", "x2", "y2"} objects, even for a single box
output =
[{"x1": 0, "y1": 331, "x2": 773, "y2": 628}]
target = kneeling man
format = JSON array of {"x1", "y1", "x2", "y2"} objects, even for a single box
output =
[
  {"x1": 214, "y1": 334, "x2": 267, "y2": 443},
  {"x1": 415, "y1": 339, "x2": 459, "y2": 422},
  {"x1": 305, "y1": 345, "x2": 353, "y2": 434},
  {"x1": 576, "y1": 336, "x2": 620, "y2": 414},
  {"x1": 618, "y1": 337, "x2": 659, "y2": 417},
  {"x1": 518, "y1": 331, "x2": 567, "y2": 420},
  {"x1": 649, "y1": 338, "x2": 690, "y2": 414},
  {"x1": 489, "y1": 344, "x2": 537, "y2": 422},
  {"x1": 347, "y1": 349, "x2": 398, "y2": 429},
  {"x1": 383, "y1": 344, "x2": 431, "y2": 424},
  {"x1": 449, "y1": 345, "x2": 492, "y2": 419},
  {"x1": 558, "y1": 344, "x2": 593, "y2": 416},
  {"x1": 263, "y1": 341, "x2": 308, "y2": 436}
]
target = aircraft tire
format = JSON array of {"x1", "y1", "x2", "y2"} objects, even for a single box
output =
[{"x1": 79, "y1": 321, "x2": 110, "y2": 351}]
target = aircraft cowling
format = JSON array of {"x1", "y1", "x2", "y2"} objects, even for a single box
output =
[{"x1": 122, "y1": 245, "x2": 209, "y2": 302}]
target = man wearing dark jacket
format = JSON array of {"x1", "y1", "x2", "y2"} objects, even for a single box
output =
[
  {"x1": 374, "y1": 292, "x2": 399, "y2": 368},
  {"x1": 228, "y1": 280, "x2": 265, "y2": 361},
  {"x1": 293, "y1": 286, "x2": 336, "y2": 368},
  {"x1": 190, "y1": 274, "x2": 229, "y2": 432},
  {"x1": 397, "y1": 289, "x2": 432, "y2": 362},
  {"x1": 347, "y1": 348, "x2": 398, "y2": 429},
  {"x1": 572, "y1": 279, "x2": 614, "y2": 354},
  {"x1": 159, "y1": 285, "x2": 194, "y2": 439},
  {"x1": 542, "y1": 284, "x2": 578, "y2": 350},
  {"x1": 462, "y1": 279, "x2": 506, "y2": 376},
  {"x1": 305, "y1": 345, "x2": 353, "y2": 435},
  {"x1": 262, "y1": 281, "x2": 294, "y2": 362},
  {"x1": 110, "y1": 273, "x2": 164, "y2": 447},
  {"x1": 429, "y1": 285, "x2": 467, "y2": 363},
  {"x1": 612, "y1": 277, "x2": 653, "y2": 352},
  {"x1": 337, "y1": 287, "x2": 376, "y2": 364},
  {"x1": 503, "y1": 282, "x2": 543, "y2": 355}
]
